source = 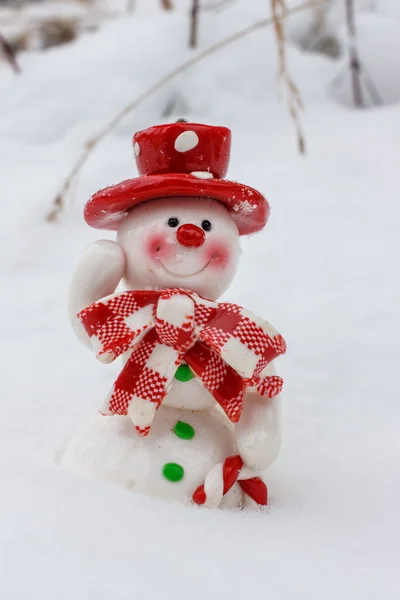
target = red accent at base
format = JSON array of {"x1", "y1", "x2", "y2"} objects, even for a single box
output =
[
  {"x1": 223, "y1": 455, "x2": 243, "y2": 494},
  {"x1": 239, "y1": 478, "x2": 268, "y2": 506},
  {"x1": 192, "y1": 455, "x2": 268, "y2": 507},
  {"x1": 192, "y1": 485, "x2": 207, "y2": 505}
]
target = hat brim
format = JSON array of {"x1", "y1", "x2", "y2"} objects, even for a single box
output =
[{"x1": 84, "y1": 174, "x2": 269, "y2": 235}]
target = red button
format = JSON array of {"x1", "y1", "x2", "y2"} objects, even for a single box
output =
[{"x1": 176, "y1": 224, "x2": 205, "y2": 248}]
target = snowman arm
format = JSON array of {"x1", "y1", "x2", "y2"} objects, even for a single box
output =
[
  {"x1": 234, "y1": 363, "x2": 282, "y2": 471},
  {"x1": 68, "y1": 240, "x2": 126, "y2": 348}
]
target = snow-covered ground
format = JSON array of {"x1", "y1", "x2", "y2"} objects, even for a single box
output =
[{"x1": 1, "y1": 1, "x2": 400, "y2": 598}]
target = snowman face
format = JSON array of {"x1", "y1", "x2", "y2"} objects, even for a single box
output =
[{"x1": 117, "y1": 197, "x2": 241, "y2": 299}]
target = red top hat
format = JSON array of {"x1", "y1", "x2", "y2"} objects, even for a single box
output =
[{"x1": 84, "y1": 122, "x2": 270, "y2": 235}]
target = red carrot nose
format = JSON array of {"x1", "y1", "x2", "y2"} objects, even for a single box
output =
[{"x1": 176, "y1": 224, "x2": 205, "y2": 248}]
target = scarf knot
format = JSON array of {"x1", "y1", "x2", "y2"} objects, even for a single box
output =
[
  {"x1": 78, "y1": 288, "x2": 286, "y2": 436},
  {"x1": 155, "y1": 289, "x2": 196, "y2": 352}
]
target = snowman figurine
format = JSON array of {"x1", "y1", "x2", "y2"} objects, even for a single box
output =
[{"x1": 62, "y1": 121, "x2": 286, "y2": 508}]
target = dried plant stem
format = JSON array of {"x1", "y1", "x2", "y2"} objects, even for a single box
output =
[
  {"x1": 361, "y1": 63, "x2": 383, "y2": 106},
  {"x1": 345, "y1": 0, "x2": 363, "y2": 107},
  {"x1": 47, "y1": 0, "x2": 328, "y2": 221},
  {"x1": 189, "y1": 0, "x2": 200, "y2": 49},
  {"x1": 271, "y1": 0, "x2": 305, "y2": 153},
  {"x1": 309, "y1": 0, "x2": 326, "y2": 35},
  {"x1": 0, "y1": 31, "x2": 20, "y2": 74}
]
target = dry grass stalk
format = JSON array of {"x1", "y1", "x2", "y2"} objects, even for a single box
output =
[
  {"x1": 309, "y1": 0, "x2": 325, "y2": 35},
  {"x1": 0, "y1": 31, "x2": 20, "y2": 73},
  {"x1": 271, "y1": 0, "x2": 305, "y2": 153},
  {"x1": 47, "y1": 0, "x2": 328, "y2": 222},
  {"x1": 189, "y1": 0, "x2": 200, "y2": 48},
  {"x1": 345, "y1": 0, "x2": 363, "y2": 107}
]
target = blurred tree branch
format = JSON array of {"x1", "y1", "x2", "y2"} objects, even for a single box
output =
[{"x1": 47, "y1": 0, "x2": 329, "y2": 222}]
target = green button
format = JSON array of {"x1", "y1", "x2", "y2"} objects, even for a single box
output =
[
  {"x1": 175, "y1": 364, "x2": 195, "y2": 382},
  {"x1": 173, "y1": 421, "x2": 195, "y2": 440},
  {"x1": 162, "y1": 463, "x2": 184, "y2": 482}
]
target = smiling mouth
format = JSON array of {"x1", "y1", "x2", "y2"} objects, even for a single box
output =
[{"x1": 158, "y1": 259, "x2": 211, "y2": 278}]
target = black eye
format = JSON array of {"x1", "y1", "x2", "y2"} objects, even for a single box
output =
[
  {"x1": 168, "y1": 217, "x2": 179, "y2": 227},
  {"x1": 201, "y1": 220, "x2": 212, "y2": 232}
]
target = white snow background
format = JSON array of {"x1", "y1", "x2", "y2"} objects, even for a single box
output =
[{"x1": 0, "y1": 0, "x2": 399, "y2": 598}]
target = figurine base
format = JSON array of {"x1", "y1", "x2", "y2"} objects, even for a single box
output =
[{"x1": 61, "y1": 405, "x2": 244, "y2": 508}]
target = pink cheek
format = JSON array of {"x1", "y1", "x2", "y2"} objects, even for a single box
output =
[
  {"x1": 205, "y1": 241, "x2": 231, "y2": 269},
  {"x1": 145, "y1": 233, "x2": 174, "y2": 262}
]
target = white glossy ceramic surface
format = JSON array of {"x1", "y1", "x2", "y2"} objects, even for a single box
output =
[{"x1": 65, "y1": 196, "x2": 281, "y2": 507}]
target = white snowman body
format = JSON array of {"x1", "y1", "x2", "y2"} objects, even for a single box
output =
[
  {"x1": 61, "y1": 407, "x2": 245, "y2": 507},
  {"x1": 63, "y1": 197, "x2": 282, "y2": 507}
]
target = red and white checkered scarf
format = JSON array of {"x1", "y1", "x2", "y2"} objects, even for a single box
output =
[{"x1": 78, "y1": 289, "x2": 286, "y2": 436}]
